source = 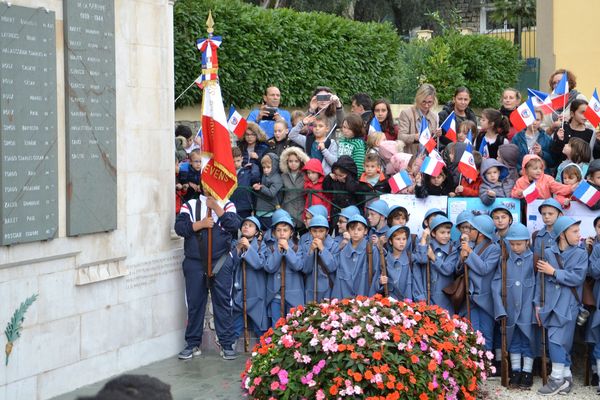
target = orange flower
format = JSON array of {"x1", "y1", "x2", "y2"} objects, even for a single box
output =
[
  {"x1": 380, "y1": 364, "x2": 390, "y2": 373},
  {"x1": 409, "y1": 375, "x2": 417, "y2": 384},
  {"x1": 398, "y1": 366, "x2": 409, "y2": 374},
  {"x1": 386, "y1": 381, "x2": 395, "y2": 389},
  {"x1": 329, "y1": 385, "x2": 338, "y2": 396},
  {"x1": 365, "y1": 370, "x2": 374, "y2": 380},
  {"x1": 410, "y1": 355, "x2": 419, "y2": 363},
  {"x1": 428, "y1": 360, "x2": 437, "y2": 372},
  {"x1": 386, "y1": 391, "x2": 399, "y2": 400},
  {"x1": 419, "y1": 393, "x2": 429, "y2": 400},
  {"x1": 396, "y1": 382, "x2": 405, "y2": 391},
  {"x1": 338, "y1": 344, "x2": 347, "y2": 352},
  {"x1": 372, "y1": 351, "x2": 382, "y2": 360},
  {"x1": 353, "y1": 372, "x2": 363, "y2": 382},
  {"x1": 350, "y1": 352, "x2": 360, "y2": 360}
]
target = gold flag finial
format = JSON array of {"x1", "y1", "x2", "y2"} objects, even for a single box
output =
[{"x1": 206, "y1": 11, "x2": 214, "y2": 35}]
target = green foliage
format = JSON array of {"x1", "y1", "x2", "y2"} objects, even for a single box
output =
[
  {"x1": 174, "y1": 0, "x2": 402, "y2": 109},
  {"x1": 5, "y1": 294, "x2": 37, "y2": 365},
  {"x1": 396, "y1": 33, "x2": 523, "y2": 108}
]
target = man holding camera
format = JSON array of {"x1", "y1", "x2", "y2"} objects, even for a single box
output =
[{"x1": 247, "y1": 86, "x2": 292, "y2": 140}]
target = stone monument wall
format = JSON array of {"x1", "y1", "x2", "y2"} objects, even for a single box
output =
[{"x1": 0, "y1": 1, "x2": 183, "y2": 399}]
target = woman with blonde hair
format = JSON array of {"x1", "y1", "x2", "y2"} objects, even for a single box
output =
[{"x1": 397, "y1": 83, "x2": 441, "y2": 155}]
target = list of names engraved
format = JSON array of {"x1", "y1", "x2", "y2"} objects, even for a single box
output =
[
  {"x1": 64, "y1": 0, "x2": 117, "y2": 235},
  {"x1": 0, "y1": 4, "x2": 58, "y2": 245}
]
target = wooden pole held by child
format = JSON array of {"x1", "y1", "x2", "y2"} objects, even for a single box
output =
[
  {"x1": 378, "y1": 242, "x2": 388, "y2": 297},
  {"x1": 242, "y1": 259, "x2": 249, "y2": 353}
]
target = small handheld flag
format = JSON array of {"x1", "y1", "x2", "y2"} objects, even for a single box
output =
[
  {"x1": 369, "y1": 117, "x2": 382, "y2": 134},
  {"x1": 389, "y1": 170, "x2": 412, "y2": 193},
  {"x1": 440, "y1": 111, "x2": 457, "y2": 142},
  {"x1": 522, "y1": 181, "x2": 540, "y2": 204},
  {"x1": 478, "y1": 136, "x2": 489, "y2": 158},
  {"x1": 466, "y1": 129, "x2": 473, "y2": 145},
  {"x1": 227, "y1": 105, "x2": 247, "y2": 139},
  {"x1": 510, "y1": 98, "x2": 536, "y2": 132},
  {"x1": 550, "y1": 73, "x2": 569, "y2": 111},
  {"x1": 584, "y1": 89, "x2": 600, "y2": 128},
  {"x1": 573, "y1": 181, "x2": 600, "y2": 207},
  {"x1": 527, "y1": 88, "x2": 554, "y2": 115},
  {"x1": 458, "y1": 143, "x2": 478, "y2": 181},
  {"x1": 420, "y1": 149, "x2": 445, "y2": 177},
  {"x1": 419, "y1": 118, "x2": 436, "y2": 154}
]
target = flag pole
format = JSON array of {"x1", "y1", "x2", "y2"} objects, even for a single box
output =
[
  {"x1": 529, "y1": 91, "x2": 561, "y2": 118},
  {"x1": 174, "y1": 79, "x2": 199, "y2": 103}
]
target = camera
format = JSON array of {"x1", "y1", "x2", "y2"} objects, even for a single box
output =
[
  {"x1": 576, "y1": 307, "x2": 590, "y2": 326},
  {"x1": 263, "y1": 106, "x2": 277, "y2": 120},
  {"x1": 316, "y1": 94, "x2": 331, "y2": 102}
]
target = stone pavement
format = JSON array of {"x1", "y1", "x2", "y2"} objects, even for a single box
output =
[{"x1": 49, "y1": 353, "x2": 247, "y2": 400}]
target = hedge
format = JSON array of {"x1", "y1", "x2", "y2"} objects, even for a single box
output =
[
  {"x1": 174, "y1": 0, "x2": 403, "y2": 109},
  {"x1": 174, "y1": 0, "x2": 523, "y2": 110},
  {"x1": 395, "y1": 32, "x2": 523, "y2": 108}
]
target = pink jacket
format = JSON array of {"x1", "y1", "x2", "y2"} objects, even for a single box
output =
[{"x1": 511, "y1": 154, "x2": 573, "y2": 205}]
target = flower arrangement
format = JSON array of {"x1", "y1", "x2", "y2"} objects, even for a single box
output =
[{"x1": 241, "y1": 295, "x2": 493, "y2": 400}]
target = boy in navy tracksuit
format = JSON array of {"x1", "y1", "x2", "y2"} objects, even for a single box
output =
[
  {"x1": 331, "y1": 215, "x2": 380, "y2": 299},
  {"x1": 370, "y1": 225, "x2": 413, "y2": 301},
  {"x1": 302, "y1": 215, "x2": 338, "y2": 303},
  {"x1": 174, "y1": 195, "x2": 242, "y2": 360},
  {"x1": 231, "y1": 217, "x2": 268, "y2": 342},
  {"x1": 413, "y1": 215, "x2": 458, "y2": 314},
  {"x1": 535, "y1": 217, "x2": 587, "y2": 395},
  {"x1": 265, "y1": 213, "x2": 304, "y2": 326},
  {"x1": 230, "y1": 147, "x2": 260, "y2": 219},
  {"x1": 492, "y1": 223, "x2": 537, "y2": 390}
]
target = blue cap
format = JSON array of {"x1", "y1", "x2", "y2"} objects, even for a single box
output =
[
  {"x1": 272, "y1": 213, "x2": 294, "y2": 229},
  {"x1": 338, "y1": 205, "x2": 360, "y2": 220},
  {"x1": 455, "y1": 210, "x2": 473, "y2": 227},
  {"x1": 422, "y1": 208, "x2": 447, "y2": 228},
  {"x1": 490, "y1": 204, "x2": 513, "y2": 222},
  {"x1": 347, "y1": 214, "x2": 368, "y2": 228},
  {"x1": 387, "y1": 204, "x2": 408, "y2": 218},
  {"x1": 553, "y1": 216, "x2": 581, "y2": 237},
  {"x1": 366, "y1": 199, "x2": 390, "y2": 218},
  {"x1": 306, "y1": 204, "x2": 328, "y2": 219},
  {"x1": 242, "y1": 216, "x2": 261, "y2": 231},
  {"x1": 538, "y1": 198, "x2": 563, "y2": 215},
  {"x1": 272, "y1": 208, "x2": 291, "y2": 221},
  {"x1": 429, "y1": 215, "x2": 453, "y2": 232},
  {"x1": 387, "y1": 225, "x2": 410, "y2": 241},
  {"x1": 308, "y1": 214, "x2": 329, "y2": 229},
  {"x1": 471, "y1": 215, "x2": 496, "y2": 240},
  {"x1": 505, "y1": 222, "x2": 531, "y2": 241}
]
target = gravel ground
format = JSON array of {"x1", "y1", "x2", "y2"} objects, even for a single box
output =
[{"x1": 481, "y1": 376, "x2": 598, "y2": 399}]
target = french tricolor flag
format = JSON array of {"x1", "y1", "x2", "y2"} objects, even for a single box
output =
[
  {"x1": 510, "y1": 98, "x2": 536, "y2": 132},
  {"x1": 389, "y1": 170, "x2": 412, "y2": 193},
  {"x1": 528, "y1": 88, "x2": 554, "y2": 115},
  {"x1": 440, "y1": 111, "x2": 457, "y2": 142},
  {"x1": 369, "y1": 117, "x2": 382, "y2": 134},
  {"x1": 420, "y1": 149, "x2": 445, "y2": 177},
  {"x1": 584, "y1": 89, "x2": 600, "y2": 128},
  {"x1": 522, "y1": 181, "x2": 540, "y2": 204},
  {"x1": 419, "y1": 118, "x2": 436, "y2": 154},
  {"x1": 458, "y1": 143, "x2": 478, "y2": 181},
  {"x1": 573, "y1": 181, "x2": 600, "y2": 207},
  {"x1": 550, "y1": 73, "x2": 569, "y2": 110},
  {"x1": 227, "y1": 105, "x2": 247, "y2": 139}
]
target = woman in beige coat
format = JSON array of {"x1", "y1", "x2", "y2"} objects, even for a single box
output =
[{"x1": 397, "y1": 83, "x2": 441, "y2": 155}]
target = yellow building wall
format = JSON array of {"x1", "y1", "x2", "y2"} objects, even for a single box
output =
[
  {"x1": 486, "y1": 29, "x2": 536, "y2": 59},
  {"x1": 538, "y1": 0, "x2": 600, "y2": 97}
]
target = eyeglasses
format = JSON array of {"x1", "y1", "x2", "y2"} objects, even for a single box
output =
[{"x1": 421, "y1": 100, "x2": 434, "y2": 105}]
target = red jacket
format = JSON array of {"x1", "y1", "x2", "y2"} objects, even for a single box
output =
[
  {"x1": 302, "y1": 159, "x2": 331, "y2": 218},
  {"x1": 459, "y1": 175, "x2": 482, "y2": 197}
]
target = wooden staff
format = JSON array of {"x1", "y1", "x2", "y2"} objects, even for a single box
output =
[
  {"x1": 500, "y1": 241, "x2": 509, "y2": 388},
  {"x1": 313, "y1": 250, "x2": 319, "y2": 303},
  {"x1": 280, "y1": 256, "x2": 286, "y2": 319},
  {"x1": 426, "y1": 258, "x2": 431, "y2": 305},
  {"x1": 206, "y1": 204, "x2": 213, "y2": 280},
  {"x1": 461, "y1": 235, "x2": 471, "y2": 320},
  {"x1": 536, "y1": 243, "x2": 548, "y2": 385},
  {"x1": 367, "y1": 242, "x2": 373, "y2": 287},
  {"x1": 242, "y1": 258, "x2": 249, "y2": 352},
  {"x1": 378, "y1": 242, "x2": 388, "y2": 297}
]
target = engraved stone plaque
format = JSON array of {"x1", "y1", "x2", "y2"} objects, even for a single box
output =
[
  {"x1": 64, "y1": 0, "x2": 116, "y2": 236},
  {"x1": 0, "y1": 4, "x2": 58, "y2": 245}
]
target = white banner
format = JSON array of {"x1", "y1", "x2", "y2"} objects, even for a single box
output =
[{"x1": 526, "y1": 199, "x2": 599, "y2": 238}]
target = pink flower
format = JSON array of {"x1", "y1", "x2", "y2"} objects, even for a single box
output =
[
  {"x1": 270, "y1": 381, "x2": 279, "y2": 391},
  {"x1": 357, "y1": 338, "x2": 366, "y2": 347},
  {"x1": 270, "y1": 366, "x2": 280, "y2": 375},
  {"x1": 278, "y1": 369, "x2": 289, "y2": 385},
  {"x1": 443, "y1": 370, "x2": 450, "y2": 380},
  {"x1": 420, "y1": 341, "x2": 428, "y2": 351},
  {"x1": 281, "y1": 334, "x2": 294, "y2": 348},
  {"x1": 253, "y1": 377, "x2": 262, "y2": 385},
  {"x1": 316, "y1": 389, "x2": 325, "y2": 400}
]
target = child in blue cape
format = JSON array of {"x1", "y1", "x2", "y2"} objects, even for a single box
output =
[
  {"x1": 370, "y1": 225, "x2": 413, "y2": 301},
  {"x1": 302, "y1": 215, "x2": 338, "y2": 302}
]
